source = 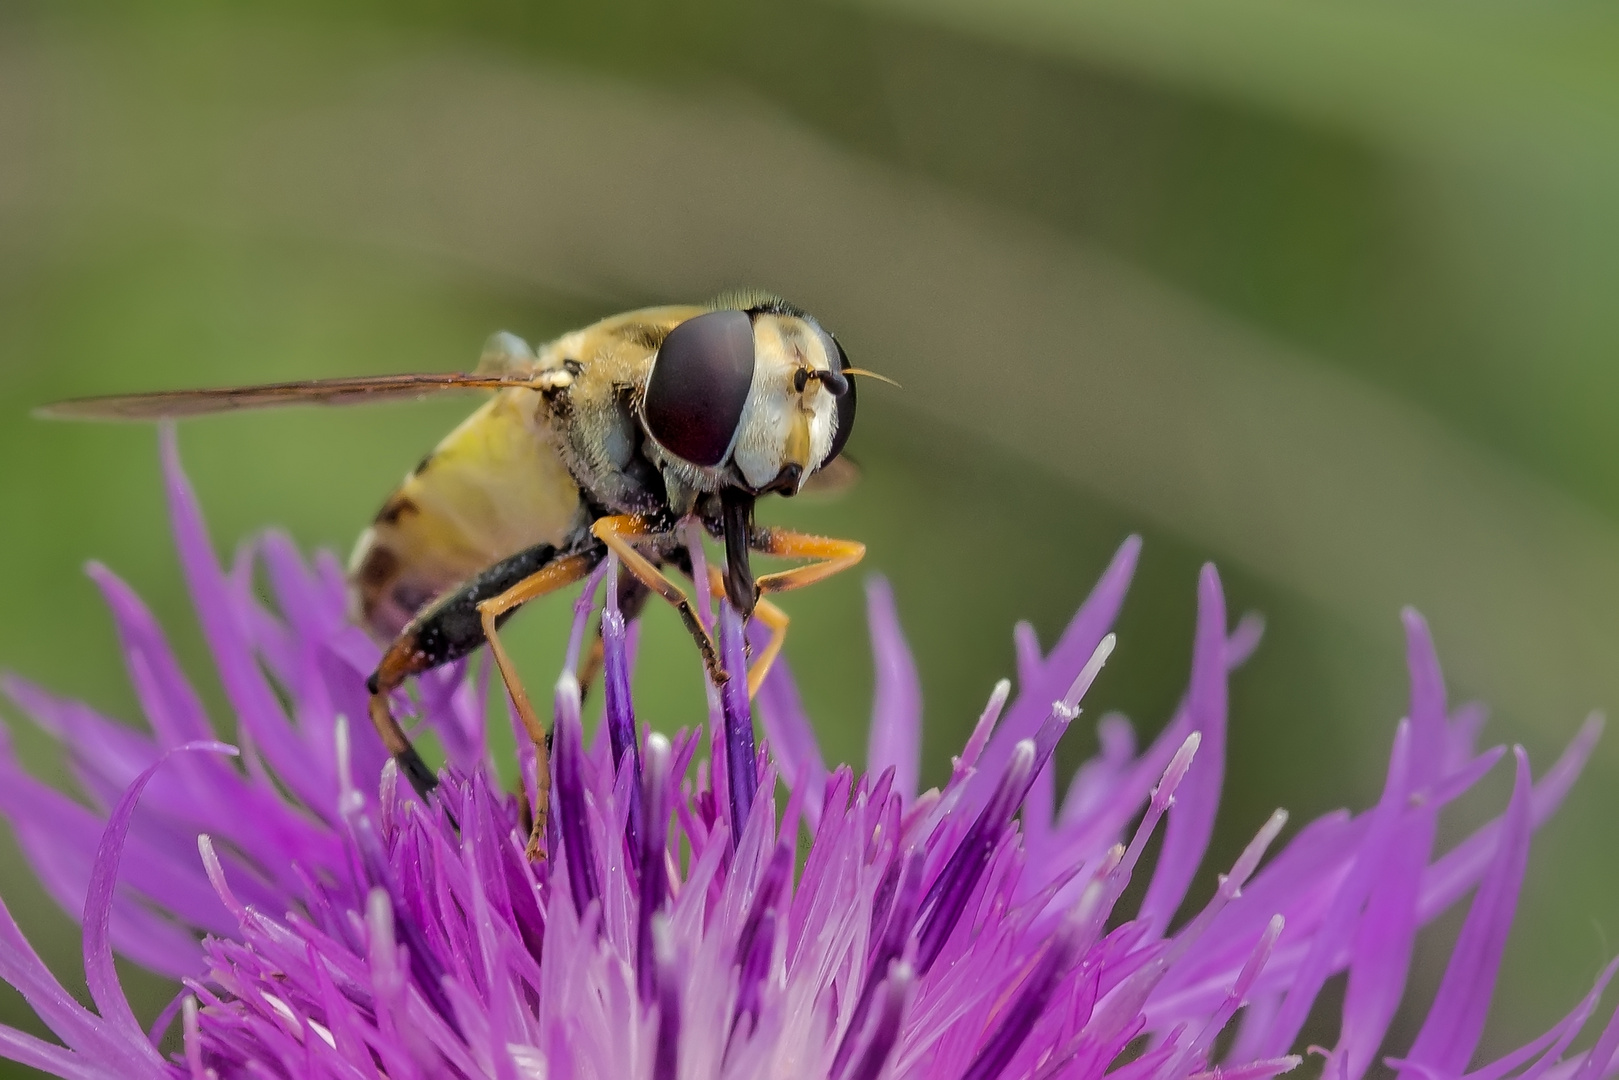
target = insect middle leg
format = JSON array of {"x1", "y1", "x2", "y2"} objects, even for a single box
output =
[
  {"x1": 727, "y1": 526, "x2": 867, "y2": 695},
  {"x1": 591, "y1": 514, "x2": 727, "y2": 685},
  {"x1": 367, "y1": 542, "x2": 603, "y2": 803}
]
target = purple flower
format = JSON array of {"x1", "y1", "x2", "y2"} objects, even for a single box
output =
[{"x1": 0, "y1": 427, "x2": 1613, "y2": 1080}]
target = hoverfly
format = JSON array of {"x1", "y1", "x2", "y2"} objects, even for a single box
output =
[{"x1": 40, "y1": 294, "x2": 875, "y2": 848}]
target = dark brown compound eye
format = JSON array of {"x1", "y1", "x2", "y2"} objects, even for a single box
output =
[
  {"x1": 643, "y1": 309, "x2": 756, "y2": 468},
  {"x1": 819, "y1": 329, "x2": 856, "y2": 467}
]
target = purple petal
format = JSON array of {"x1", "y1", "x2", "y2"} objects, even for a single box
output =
[
  {"x1": 1, "y1": 675, "x2": 160, "y2": 814},
  {"x1": 0, "y1": 890, "x2": 147, "y2": 1073},
  {"x1": 1446, "y1": 703, "x2": 1489, "y2": 775},
  {"x1": 844, "y1": 961, "x2": 913, "y2": 1080},
  {"x1": 1420, "y1": 713, "x2": 1601, "y2": 921},
  {"x1": 1256, "y1": 719, "x2": 1413, "y2": 1057},
  {"x1": 1172, "y1": 914, "x2": 1283, "y2": 1075},
  {"x1": 0, "y1": 1026, "x2": 109, "y2": 1079},
  {"x1": 966, "y1": 535, "x2": 1139, "y2": 816},
  {"x1": 1058, "y1": 713, "x2": 1135, "y2": 827},
  {"x1": 83, "y1": 563, "x2": 214, "y2": 750},
  {"x1": 1400, "y1": 747, "x2": 1534, "y2": 1077},
  {"x1": 602, "y1": 600, "x2": 643, "y2": 854},
  {"x1": 865, "y1": 577, "x2": 921, "y2": 805},
  {"x1": 552, "y1": 674, "x2": 600, "y2": 918},
  {"x1": 752, "y1": 647, "x2": 827, "y2": 823},
  {"x1": 1402, "y1": 609, "x2": 1449, "y2": 790},
  {"x1": 960, "y1": 899, "x2": 1100, "y2": 1080},
  {"x1": 733, "y1": 843, "x2": 791, "y2": 1033},
  {"x1": 1042, "y1": 617, "x2": 1256, "y2": 886},
  {"x1": 1226, "y1": 611, "x2": 1266, "y2": 668},
  {"x1": 916, "y1": 740, "x2": 1037, "y2": 973},
  {"x1": 652, "y1": 917, "x2": 681, "y2": 1080},
  {"x1": 951, "y1": 679, "x2": 1010, "y2": 788},
  {"x1": 0, "y1": 745, "x2": 229, "y2": 952},
  {"x1": 1569, "y1": 995, "x2": 1619, "y2": 1080},
  {"x1": 257, "y1": 530, "x2": 346, "y2": 640},
  {"x1": 562, "y1": 560, "x2": 609, "y2": 678},
  {"x1": 1013, "y1": 621, "x2": 1042, "y2": 692},
  {"x1": 638, "y1": 735, "x2": 671, "y2": 1005},
  {"x1": 1336, "y1": 802, "x2": 1437, "y2": 1080},
  {"x1": 84, "y1": 739, "x2": 236, "y2": 1060},
  {"x1": 1138, "y1": 564, "x2": 1228, "y2": 935},
  {"x1": 719, "y1": 601, "x2": 758, "y2": 846},
  {"x1": 159, "y1": 429, "x2": 305, "y2": 794},
  {"x1": 1465, "y1": 958, "x2": 1619, "y2": 1080},
  {"x1": 831, "y1": 852, "x2": 922, "y2": 1080}
]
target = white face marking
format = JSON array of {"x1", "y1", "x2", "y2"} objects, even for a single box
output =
[{"x1": 731, "y1": 315, "x2": 839, "y2": 491}]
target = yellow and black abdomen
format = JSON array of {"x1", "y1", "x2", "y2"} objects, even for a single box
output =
[{"x1": 348, "y1": 388, "x2": 585, "y2": 639}]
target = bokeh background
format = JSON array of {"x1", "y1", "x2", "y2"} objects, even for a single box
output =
[{"x1": 3, "y1": 0, "x2": 1619, "y2": 1074}]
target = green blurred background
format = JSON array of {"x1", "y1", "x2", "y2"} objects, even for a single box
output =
[{"x1": 2, "y1": 0, "x2": 1618, "y2": 1073}]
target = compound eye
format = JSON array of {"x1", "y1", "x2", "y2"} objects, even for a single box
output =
[
  {"x1": 820, "y1": 330, "x2": 857, "y2": 467},
  {"x1": 644, "y1": 309, "x2": 756, "y2": 468}
]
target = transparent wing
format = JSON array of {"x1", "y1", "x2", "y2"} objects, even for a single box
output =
[
  {"x1": 800, "y1": 455, "x2": 861, "y2": 498},
  {"x1": 475, "y1": 331, "x2": 538, "y2": 375},
  {"x1": 35, "y1": 372, "x2": 545, "y2": 421}
]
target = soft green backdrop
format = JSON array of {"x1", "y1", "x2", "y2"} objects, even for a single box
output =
[{"x1": 1, "y1": 0, "x2": 1617, "y2": 1074}]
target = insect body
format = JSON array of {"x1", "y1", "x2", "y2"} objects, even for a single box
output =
[{"x1": 40, "y1": 294, "x2": 870, "y2": 849}]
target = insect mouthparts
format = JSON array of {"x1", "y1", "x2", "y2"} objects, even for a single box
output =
[{"x1": 766, "y1": 463, "x2": 803, "y2": 495}]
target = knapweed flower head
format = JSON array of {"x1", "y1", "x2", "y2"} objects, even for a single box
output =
[{"x1": 0, "y1": 430, "x2": 1614, "y2": 1080}]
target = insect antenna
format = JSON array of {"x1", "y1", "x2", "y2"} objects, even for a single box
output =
[{"x1": 843, "y1": 367, "x2": 902, "y2": 389}]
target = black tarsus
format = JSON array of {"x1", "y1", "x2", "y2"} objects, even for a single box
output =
[{"x1": 397, "y1": 748, "x2": 440, "y2": 799}]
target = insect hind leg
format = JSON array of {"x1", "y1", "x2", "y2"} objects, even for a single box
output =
[
  {"x1": 366, "y1": 540, "x2": 602, "y2": 800},
  {"x1": 474, "y1": 552, "x2": 605, "y2": 859}
]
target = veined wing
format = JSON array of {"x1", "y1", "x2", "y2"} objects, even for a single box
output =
[{"x1": 34, "y1": 372, "x2": 549, "y2": 421}]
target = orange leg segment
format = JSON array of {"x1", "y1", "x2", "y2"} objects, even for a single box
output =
[
  {"x1": 592, "y1": 514, "x2": 727, "y2": 685},
  {"x1": 701, "y1": 526, "x2": 864, "y2": 697},
  {"x1": 753, "y1": 528, "x2": 866, "y2": 596},
  {"x1": 751, "y1": 529, "x2": 862, "y2": 695},
  {"x1": 745, "y1": 596, "x2": 790, "y2": 698}
]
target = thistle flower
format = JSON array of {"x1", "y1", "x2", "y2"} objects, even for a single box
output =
[{"x1": 0, "y1": 430, "x2": 1613, "y2": 1080}]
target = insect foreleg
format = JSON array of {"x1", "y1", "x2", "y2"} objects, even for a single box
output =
[
  {"x1": 728, "y1": 527, "x2": 866, "y2": 696},
  {"x1": 591, "y1": 514, "x2": 727, "y2": 685},
  {"x1": 703, "y1": 565, "x2": 790, "y2": 699},
  {"x1": 366, "y1": 542, "x2": 602, "y2": 803},
  {"x1": 751, "y1": 528, "x2": 866, "y2": 596},
  {"x1": 743, "y1": 595, "x2": 791, "y2": 698}
]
